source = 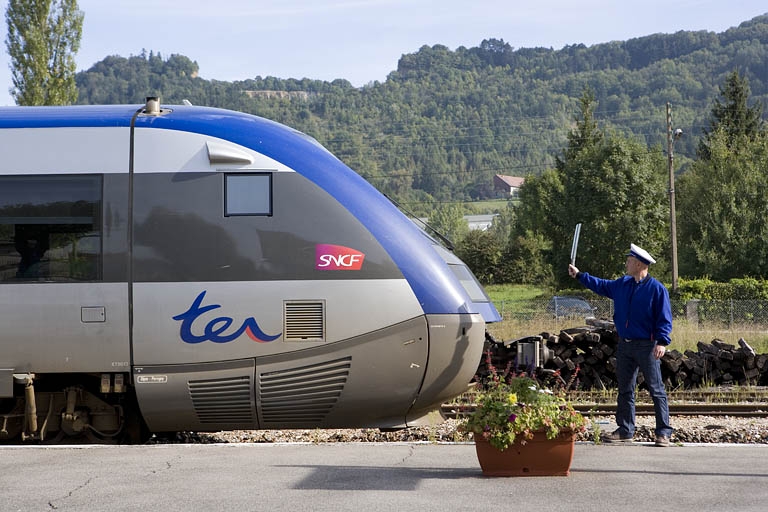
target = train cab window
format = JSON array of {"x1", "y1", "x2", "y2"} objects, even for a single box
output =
[
  {"x1": 0, "y1": 175, "x2": 102, "y2": 282},
  {"x1": 225, "y1": 173, "x2": 272, "y2": 216},
  {"x1": 448, "y1": 263, "x2": 492, "y2": 303}
]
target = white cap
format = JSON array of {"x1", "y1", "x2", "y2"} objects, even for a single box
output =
[{"x1": 627, "y1": 243, "x2": 656, "y2": 265}]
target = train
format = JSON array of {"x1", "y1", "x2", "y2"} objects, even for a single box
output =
[{"x1": 0, "y1": 98, "x2": 500, "y2": 443}]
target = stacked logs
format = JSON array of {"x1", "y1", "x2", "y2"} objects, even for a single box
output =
[
  {"x1": 674, "y1": 338, "x2": 768, "y2": 388},
  {"x1": 480, "y1": 320, "x2": 768, "y2": 390}
]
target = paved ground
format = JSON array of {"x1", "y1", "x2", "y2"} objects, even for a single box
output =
[{"x1": 1, "y1": 442, "x2": 767, "y2": 511}]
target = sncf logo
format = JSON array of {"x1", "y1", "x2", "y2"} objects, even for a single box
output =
[{"x1": 315, "y1": 244, "x2": 365, "y2": 271}]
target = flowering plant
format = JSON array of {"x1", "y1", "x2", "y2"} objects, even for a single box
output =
[{"x1": 459, "y1": 354, "x2": 587, "y2": 451}]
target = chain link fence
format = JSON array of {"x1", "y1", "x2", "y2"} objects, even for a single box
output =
[{"x1": 493, "y1": 297, "x2": 768, "y2": 332}]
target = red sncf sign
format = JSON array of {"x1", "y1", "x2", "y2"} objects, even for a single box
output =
[{"x1": 315, "y1": 244, "x2": 365, "y2": 270}]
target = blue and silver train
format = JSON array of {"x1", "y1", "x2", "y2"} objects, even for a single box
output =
[{"x1": 0, "y1": 98, "x2": 499, "y2": 442}]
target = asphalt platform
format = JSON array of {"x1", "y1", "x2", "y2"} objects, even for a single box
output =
[{"x1": 1, "y1": 440, "x2": 767, "y2": 511}]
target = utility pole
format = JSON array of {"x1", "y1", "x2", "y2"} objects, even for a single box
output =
[{"x1": 666, "y1": 102, "x2": 681, "y2": 294}]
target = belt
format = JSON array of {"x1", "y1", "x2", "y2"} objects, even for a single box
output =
[{"x1": 621, "y1": 338, "x2": 652, "y2": 343}]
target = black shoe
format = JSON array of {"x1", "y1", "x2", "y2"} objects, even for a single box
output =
[
  {"x1": 601, "y1": 429, "x2": 633, "y2": 443},
  {"x1": 655, "y1": 435, "x2": 670, "y2": 447}
]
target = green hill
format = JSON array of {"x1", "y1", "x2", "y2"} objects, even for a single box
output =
[{"x1": 75, "y1": 14, "x2": 768, "y2": 215}]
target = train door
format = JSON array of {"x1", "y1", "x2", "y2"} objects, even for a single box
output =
[{"x1": 0, "y1": 172, "x2": 131, "y2": 375}]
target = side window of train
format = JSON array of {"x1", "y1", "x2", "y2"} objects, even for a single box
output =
[
  {"x1": 0, "y1": 175, "x2": 102, "y2": 282},
  {"x1": 224, "y1": 173, "x2": 272, "y2": 216}
]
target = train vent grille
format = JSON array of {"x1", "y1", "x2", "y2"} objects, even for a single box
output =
[
  {"x1": 188, "y1": 375, "x2": 254, "y2": 424},
  {"x1": 284, "y1": 300, "x2": 325, "y2": 341},
  {"x1": 258, "y1": 356, "x2": 351, "y2": 426}
]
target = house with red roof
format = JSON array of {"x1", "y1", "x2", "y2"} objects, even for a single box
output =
[{"x1": 493, "y1": 175, "x2": 525, "y2": 197}]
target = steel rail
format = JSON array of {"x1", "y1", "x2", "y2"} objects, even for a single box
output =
[{"x1": 442, "y1": 402, "x2": 768, "y2": 418}]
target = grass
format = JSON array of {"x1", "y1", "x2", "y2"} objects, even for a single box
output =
[
  {"x1": 485, "y1": 284, "x2": 768, "y2": 355},
  {"x1": 463, "y1": 199, "x2": 515, "y2": 213},
  {"x1": 668, "y1": 320, "x2": 768, "y2": 354},
  {"x1": 484, "y1": 284, "x2": 545, "y2": 303}
]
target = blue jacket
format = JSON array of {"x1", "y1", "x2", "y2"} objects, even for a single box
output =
[{"x1": 577, "y1": 272, "x2": 672, "y2": 345}]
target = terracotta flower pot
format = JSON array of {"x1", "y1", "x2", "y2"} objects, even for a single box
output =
[{"x1": 474, "y1": 430, "x2": 576, "y2": 477}]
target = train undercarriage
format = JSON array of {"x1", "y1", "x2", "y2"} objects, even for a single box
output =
[{"x1": 0, "y1": 373, "x2": 148, "y2": 444}]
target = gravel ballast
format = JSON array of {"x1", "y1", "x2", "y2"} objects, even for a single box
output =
[{"x1": 155, "y1": 415, "x2": 768, "y2": 445}]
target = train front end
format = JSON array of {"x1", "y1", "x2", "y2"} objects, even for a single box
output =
[
  {"x1": 401, "y1": 238, "x2": 500, "y2": 425},
  {"x1": 195, "y1": 108, "x2": 503, "y2": 427}
]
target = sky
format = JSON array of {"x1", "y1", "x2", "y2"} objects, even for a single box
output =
[{"x1": 0, "y1": 0, "x2": 767, "y2": 106}]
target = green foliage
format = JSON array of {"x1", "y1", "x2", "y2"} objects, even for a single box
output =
[
  {"x1": 729, "y1": 278, "x2": 768, "y2": 300},
  {"x1": 72, "y1": 14, "x2": 768, "y2": 207},
  {"x1": 5, "y1": 0, "x2": 83, "y2": 105},
  {"x1": 426, "y1": 203, "x2": 469, "y2": 246},
  {"x1": 487, "y1": 201, "x2": 516, "y2": 243},
  {"x1": 76, "y1": 51, "x2": 206, "y2": 105},
  {"x1": 677, "y1": 130, "x2": 768, "y2": 280},
  {"x1": 501, "y1": 230, "x2": 555, "y2": 287},
  {"x1": 572, "y1": 136, "x2": 667, "y2": 279},
  {"x1": 459, "y1": 358, "x2": 586, "y2": 451},
  {"x1": 455, "y1": 230, "x2": 502, "y2": 284},
  {"x1": 559, "y1": 87, "x2": 603, "y2": 161},
  {"x1": 698, "y1": 69, "x2": 766, "y2": 159},
  {"x1": 678, "y1": 69, "x2": 768, "y2": 281},
  {"x1": 513, "y1": 169, "x2": 564, "y2": 246},
  {"x1": 676, "y1": 277, "x2": 768, "y2": 301}
]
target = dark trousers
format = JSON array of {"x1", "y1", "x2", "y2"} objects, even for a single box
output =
[{"x1": 616, "y1": 339, "x2": 673, "y2": 437}]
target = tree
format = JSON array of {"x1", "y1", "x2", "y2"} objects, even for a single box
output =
[
  {"x1": 511, "y1": 89, "x2": 668, "y2": 287},
  {"x1": 501, "y1": 230, "x2": 555, "y2": 287},
  {"x1": 697, "y1": 69, "x2": 765, "y2": 160},
  {"x1": 455, "y1": 230, "x2": 502, "y2": 284},
  {"x1": 5, "y1": 0, "x2": 84, "y2": 105},
  {"x1": 557, "y1": 136, "x2": 668, "y2": 282},
  {"x1": 678, "y1": 129, "x2": 768, "y2": 280},
  {"x1": 558, "y1": 87, "x2": 603, "y2": 163},
  {"x1": 427, "y1": 203, "x2": 469, "y2": 246},
  {"x1": 679, "y1": 69, "x2": 768, "y2": 279},
  {"x1": 510, "y1": 169, "x2": 563, "y2": 279},
  {"x1": 488, "y1": 201, "x2": 516, "y2": 247}
]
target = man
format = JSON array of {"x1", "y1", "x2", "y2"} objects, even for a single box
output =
[{"x1": 568, "y1": 243, "x2": 673, "y2": 447}]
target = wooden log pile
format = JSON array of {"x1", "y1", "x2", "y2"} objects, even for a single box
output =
[{"x1": 479, "y1": 320, "x2": 768, "y2": 390}]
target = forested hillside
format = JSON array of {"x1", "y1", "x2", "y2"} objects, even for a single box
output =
[{"x1": 75, "y1": 14, "x2": 768, "y2": 215}]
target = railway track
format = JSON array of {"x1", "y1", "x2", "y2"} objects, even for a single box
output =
[
  {"x1": 443, "y1": 388, "x2": 768, "y2": 418},
  {"x1": 573, "y1": 388, "x2": 768, "y2": 416},
  {"x1": 441, "y1": 403, "x2": 768, "y2": 418},
  {"x1": 574, "y1": 403, "x2": 768, "y2": 416}
]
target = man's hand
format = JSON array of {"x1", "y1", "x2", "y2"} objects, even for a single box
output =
[
  {"x1": 568, "y1": 264, "x2": 579, "y2": 278},
  {"x1": 653, "y1": 344, "x2": 666, "y2": 360}
]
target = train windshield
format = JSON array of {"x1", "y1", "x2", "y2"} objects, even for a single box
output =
[
  {"x1": 447, "y1": 263, "x2": 492, "y2": 303},
  {"x1": 428, "y1": 241, "x2": 492, "y2": 304},
  {"x1": 431, "y1": 240, "x2": 500, "y2": 322}
]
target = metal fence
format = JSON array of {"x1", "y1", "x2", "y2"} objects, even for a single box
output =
[{"x1": 493, "y1": 297, "x2": 768, "y2": 332}]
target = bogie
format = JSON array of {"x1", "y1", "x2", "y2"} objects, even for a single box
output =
[{"x1": 0, "y1": 373, "x2": 144, "y2": 444}]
